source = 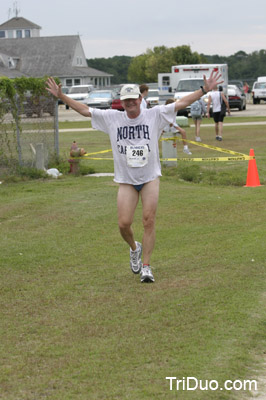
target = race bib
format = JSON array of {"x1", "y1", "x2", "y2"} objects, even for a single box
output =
[{"x1": 126, "y1": 145, "x2": 149, "y2": 168}]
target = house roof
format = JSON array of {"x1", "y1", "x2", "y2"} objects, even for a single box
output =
[
  {"x1": 0, "y1": 65, "x2": 26, "y2": 78},
  {"x1": 0, "y1": 35, "x2": 112, "y2": 78},
  {"x1": 0, "y1": 17, "x2": 41, "y2": 30}
]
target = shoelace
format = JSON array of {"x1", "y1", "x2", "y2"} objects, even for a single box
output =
[
  {"x1": 142, "y1": 266, "x2": 151, "y2": 275},
  {"x1": 131, "y1": 248, "x2": 139, "y2": 264}
]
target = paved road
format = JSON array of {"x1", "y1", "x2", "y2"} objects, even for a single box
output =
[
  {"x1": 58, "y1": 102, "x2": 266, "y2": 122},
  {"x1": 229, "y1": 102, "x2": 266, "y2": 117}
]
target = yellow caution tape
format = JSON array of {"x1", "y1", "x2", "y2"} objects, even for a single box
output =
[
  {"x1": 160, "y1": 136, "x2": 253, "y2": 161},
  {"x1": 71, "y1": 149, "x2": 112, "y2": 159},
  {"x1": 161, "y1": 156, "x2": 254, "y2": 162},
  {"x1": 74, "y1": 139, "x2": 254, "y2": 162},
  {"x1": 160, "y1": 137, "x2": 246, "y2": 157},
  {"x1": 82, "y1": 155, "x2": 254, "y2": 162},
  {"x1": 83, "y1": 149, "x2": 112, "y2": 156}
]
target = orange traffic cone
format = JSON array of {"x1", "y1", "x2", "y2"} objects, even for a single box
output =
[{"x1": 244, "y1": 149, "x2": 261, "y2": 187}]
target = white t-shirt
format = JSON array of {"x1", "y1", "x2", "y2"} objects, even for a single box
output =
[
  {"x1": 140, "y1": 97, "x2": 147, "y2": 109},
  {"x1": 210, "y1": 91, "x2": 221, "y2": 113},
  {"x1": 90, "y1": 103, "x2": 176, "y2": 185}
]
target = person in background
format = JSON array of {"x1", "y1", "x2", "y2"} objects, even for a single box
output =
[
  {"x1": 162, "y1": 98, "x2": 192, "y2": 155},
  {"x1": 243, "y1": 81, "x2": 250, "y2": 103},
  {"x1": 139, "y1": 84, "x2": 149, "y2": 109},
  {"x1": 207, "y1": 85, "x2": 230, "y2": 141},
  {"x1": 190, "y1": 96, "x2": 206, "y2": 142}
]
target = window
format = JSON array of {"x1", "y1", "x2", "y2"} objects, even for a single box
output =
[
  {"x1": 74, "y1": 79, "x2": 81, "y2": 85},
  {"x1": 255, "y1": 82, "x2": 266, "y2": 89},
  {"x1": 16, "y1": 30, "x2": 22, "y2": 38},
  {"x1": 162, "y1": 76, "x2": 170, "y2": 86},
  {"x1": 66, "y1": 79, "x2": 72, "y2": 86},
  {"x1": 176, "y1": 79, "x2": 204, "y2": 92},
  {"x1": 0, "y1": 31, "x2": 5, "y2": 38},
  {"x1": 25, "y1": 29, "x2": 31, "y2": 38},
  {"x1": 7, "y1": 30, "x2": 13, "y2": 38}
]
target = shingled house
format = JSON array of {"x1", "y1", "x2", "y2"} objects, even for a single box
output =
[{"x1": 0, "y1": 16, "x2": 112, "y2": 87}]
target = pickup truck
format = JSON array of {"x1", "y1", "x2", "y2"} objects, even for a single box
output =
[{"x1": 174, "y1": 78, "x2": 209, "y2": 116}]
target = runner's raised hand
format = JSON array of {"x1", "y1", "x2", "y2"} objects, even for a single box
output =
[
  {"x1": 46, "y1": 77, "x2": 62, "y2": 98},
  {"x1": 203, "y1": 69, "x2": 224, "y2": 92}
]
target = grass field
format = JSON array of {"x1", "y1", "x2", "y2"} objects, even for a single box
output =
[
  {"x1": 0, "y1": 116, "x2": 266, "y2": 399},
  {"x1": 57, "y1": 116, "x2": 266, "y2": 184}
]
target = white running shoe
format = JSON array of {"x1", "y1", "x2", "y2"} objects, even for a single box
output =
[
  {"x1": 130, "y1": 242, "x2": 142, "y2": 274},
  {"x1": 183, "y1": 147, "x2": 192, "y2": 155},
  {"x1": 140, "y1": 265, "x2": 155, "y2": 283},
  {"x1": 195, "y1": 137, "x2": 202, "y2": 142}
]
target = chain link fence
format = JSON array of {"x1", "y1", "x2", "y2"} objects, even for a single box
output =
[{"x1": 0, "y1": 94, "x2": 59, "y2": 174}]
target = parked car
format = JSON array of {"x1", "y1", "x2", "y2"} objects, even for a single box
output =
[
  {"x1": 66, "y1": 84, "x2": 94, "y2": 109},
  {"x1": 252, "y1": 81, "x2": 266, "y2": 104},
  {"x1": 146, "y1": 89, "x2": 160, "y2": 108},
  {"x1": 83, "y1": 90, "x2": 115, "y2": 109},
  {"x1": 229, "y1": 80, "x2": 244, "y2": 93},
  {"x1": 227, "y1": 84, "x2": 246, "y2": 111},
  {"x1": 111, "y1": 92, "x2": 124, "y2": 111}
]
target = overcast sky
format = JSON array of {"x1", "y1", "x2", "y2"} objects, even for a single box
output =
[{"x1": 3, "y1": 0, "x2": 266, "y2": 59}]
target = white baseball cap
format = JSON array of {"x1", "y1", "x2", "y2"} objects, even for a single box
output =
[{"x1": 120, "y1": 84, "x2": 141, "y2": 100}]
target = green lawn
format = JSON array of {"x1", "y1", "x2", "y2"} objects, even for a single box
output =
[
  {"x1": 0, "y1": 117, "x2": 266, "y2": 399},
  {"x1": 58, "y1": 117, "x2": 266, "y2": 182}
]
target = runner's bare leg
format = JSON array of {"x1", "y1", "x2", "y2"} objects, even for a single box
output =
[
  {"x1": 117, "y1": 184, "x2": 139, "y2": 251},
  {"x1": 140, "y1": 178, "x2": 160, "y2": 265}
]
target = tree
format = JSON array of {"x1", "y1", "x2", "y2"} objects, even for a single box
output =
[
  {"x1": 127, "y1": 54, "x2": 148, "y2": 83},
  {"x1": 128, "y1": 45, "x2": 204, "y2": 83},
  {"x1": 170, "y1": 45, "x2": 202, "y2": 65},
  {"x1": 87, "y1": 47, "x2": 266, "y2": 86},
  {"x1": 87, "y1": 56, "x2": 132, "y2": 84},
  {"x1": 144, "y1": 46, "x2": 174, "y2": 81}
]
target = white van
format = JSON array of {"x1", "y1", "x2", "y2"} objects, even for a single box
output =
[
  {"x1": 252, "y1": 81, "x2": 266, "y2": 104},
  {"x1": 158, "y1": 64, "x2": 228, "y2": 115},
  {"x1": 158, "y1": 64, "x2": 228, "y2": 96}
]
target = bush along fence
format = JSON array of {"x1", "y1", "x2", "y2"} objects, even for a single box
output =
[{"x1": 0, "y1": 77, "x2": 59, "y2": 173}]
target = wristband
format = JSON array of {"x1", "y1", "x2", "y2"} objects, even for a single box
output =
[{"x1": 200, "y1": 86, "x2": 207, "y2": 95}]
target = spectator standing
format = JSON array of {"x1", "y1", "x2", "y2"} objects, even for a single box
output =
[
  {"x1": 139, "y1": 84, "x2": 149, "y2": 109},
  {"x1": 243, "y1": 81, "x2": 250, "y2": 103},
  {"x1": 190, "y1": 97, "x2": 206, "y2": 142},
  {"x1": 207, "y1": 85, "x2": 230, "y2": 141}
]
